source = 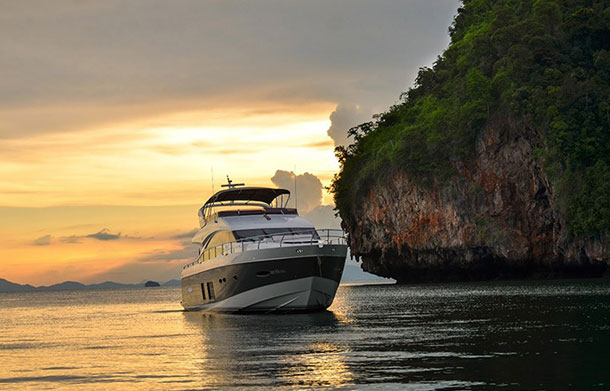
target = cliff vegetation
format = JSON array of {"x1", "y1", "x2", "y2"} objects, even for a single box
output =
[{"x1": 332, "y1": 0, "x2": 610, "y2": 280}]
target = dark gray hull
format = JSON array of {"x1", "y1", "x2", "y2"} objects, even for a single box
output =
[{"x1": 181, "y1": 246, "x2": 346, "y2": 312}]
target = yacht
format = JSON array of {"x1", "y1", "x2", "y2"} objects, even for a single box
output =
[{"x1": 181, "y1": 178, "x2": 347, "y2": 313}]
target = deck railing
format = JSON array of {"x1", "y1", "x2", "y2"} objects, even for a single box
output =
[{"x1": 183, "y1": 229, "x2": 346, "y2": 270}]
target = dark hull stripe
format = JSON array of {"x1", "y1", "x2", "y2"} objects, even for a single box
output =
[{"x1": 181, "y1": 255, "x2": 345, "y2": 309}]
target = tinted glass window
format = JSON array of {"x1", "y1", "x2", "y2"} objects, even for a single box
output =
[
  {"x1": 232, "y1": 229, "x2": 265, "y2": 241},
  {"x1": 205, "y1": 230, "x2": 236, "y2": 249},
  {"x1": 232, "y1": 228, "x2": 319, "y2": 241},
  {"x1": 263, "y1": 228, "x2": 292, "y2": 236},
  {"x1": 290, "y1": 228, "x2": 320, "y2": 239}
]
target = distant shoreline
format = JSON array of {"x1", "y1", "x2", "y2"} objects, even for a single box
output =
[{"x1": 0, "y1": 278, "x2": 181, "y2": 293}]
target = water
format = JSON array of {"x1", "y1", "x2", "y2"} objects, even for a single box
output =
[{"x1": 1, "y1": 280, "x2": 609, "y2": 390}]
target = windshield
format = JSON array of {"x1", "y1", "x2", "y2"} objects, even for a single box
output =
[{"x1": 232, "y1": 228, "x2": 319, "y2": 241}]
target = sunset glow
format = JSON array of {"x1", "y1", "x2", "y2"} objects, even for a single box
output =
[
  {"x1": 0, "y1": 104, "x2": 342, "y2": 285},
  {"x1": 1, "y1": 104, "x2": 337, "y2": 207},
  {"x1": 0, "y1": 0, "x2": 457, "y2": 286}
]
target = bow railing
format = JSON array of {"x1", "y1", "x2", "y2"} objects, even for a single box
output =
[{"x1": 183, "y1": 229, "x2": 345, "y2": 270}]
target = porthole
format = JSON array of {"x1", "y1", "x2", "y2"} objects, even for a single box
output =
[
  {"x1": 233, "y1": 275, "x2": 238, "y2": 280},
  {"x1": 218, "y1": 278, "x2": 223, "y2": 284}
]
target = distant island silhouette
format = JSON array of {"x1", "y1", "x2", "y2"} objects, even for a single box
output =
[{"x1": 0, "y1": 278, "x2": 180, "y2": 293}]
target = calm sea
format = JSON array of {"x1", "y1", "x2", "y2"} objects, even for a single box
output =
[{"x1": 1, "y1": 280, "x2": 609, "y2": 390}]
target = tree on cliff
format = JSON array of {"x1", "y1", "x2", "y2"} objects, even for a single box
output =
[{"x1": 332, "y1": 0, "x2": 610, "y2": 239}]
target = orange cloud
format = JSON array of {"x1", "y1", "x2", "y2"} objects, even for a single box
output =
[{"x1": 0, "y1": 104, "x2": 337, "y2": 207}]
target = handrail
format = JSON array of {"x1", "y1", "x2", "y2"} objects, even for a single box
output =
[{"x1": 183, "y1": 229, "x2": 346, "y2": 270}]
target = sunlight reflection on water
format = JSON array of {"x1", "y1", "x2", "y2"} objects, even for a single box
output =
[{"x1": 1, "y1": 280, "x2": 609, "y2": 390}]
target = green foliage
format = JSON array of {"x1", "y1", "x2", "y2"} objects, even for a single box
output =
[{"x1": 332, "y1": 0, "x2": 610, "y2": 237}]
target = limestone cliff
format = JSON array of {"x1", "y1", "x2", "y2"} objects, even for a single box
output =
[{"x1": 342, "y1": 117, "x2": 608, "y2": 282}]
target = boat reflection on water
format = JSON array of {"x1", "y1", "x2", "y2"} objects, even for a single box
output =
[
  {"x1": 182, "y1": 310, "x2": 355, "y2": 389},
  {"x1": 281, "y1": 341, "x2": 354, "y2": 388}
]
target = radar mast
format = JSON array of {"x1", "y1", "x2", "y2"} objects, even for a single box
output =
[{"x1": 221, "y1": 175, "x2": 245, "y2": 189}]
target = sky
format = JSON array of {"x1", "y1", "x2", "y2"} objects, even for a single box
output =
[{"x1": 0, "y1": 0, "x2": 459, "y2": 285}]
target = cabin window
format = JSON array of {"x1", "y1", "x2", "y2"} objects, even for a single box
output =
[
  {"x1": 232, "y1": 229, "x2": 264, "y2": 241},
  {"x1": 204, "y1": 230, "x2": 236, "y2": 250},
  {"x1": 290, "y1": 228, "x2": 321, "y2": 239},
  {"x1": 232, "y1": 228, "x2": 319, "y2": 241},
  {"x1": 206, "y1": 282, "x2": 216, "y2": 300},
  {"x1": 201, "y1": 283, "x2": 206, "y2": 300}
]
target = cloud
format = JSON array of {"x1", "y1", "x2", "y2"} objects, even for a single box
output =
[
  {"x1": 86, "y1": 228, "x2": 122, "y2": 241},
  {"x1": 86, "y1": 260, "x2": 185, "y2": 284},
  {"x1": 270, "y1": 170, "x2": 342, "y2": 229},
  {"x1": 303, "y1": 205, "x2": 342, "y2": 230},
  {"x1": 0, "y1": 0, "x2": 458, "y2": 139},
  {"x1": 60, "y1": 235, "x2": 82, "y2": 244},
  {"x1": 170, "y1": 229, "x2": 198, "y2": 240},
  {"x1": 86, "y1": 238, "x2": 198, "y2": 283},
  {"x1": 138, "y1": 240, "x2": 198, "y2": 262},
  {"x1": 327, "y1": 104, "x2": 374, "y2": 146},
  {"x1": 303, "y1": 140, "x2": 335, "y2": 148},
  {"x1": 35, "y1": 228, "x2": 129, "y2": 245},
  {"x1": 32, "y1": 234, "x2": 53, "y2": 246},
  {"x1": 271, "y1": 170, "x2": 322, "y2": 213}
]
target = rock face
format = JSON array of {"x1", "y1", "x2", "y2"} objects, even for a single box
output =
[{"x1": 344, "y1": 119, "x2": 609, "y2": 282}]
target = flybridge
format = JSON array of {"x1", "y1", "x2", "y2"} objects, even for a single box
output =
[
  {"x1": 203, "y1": 187, "x2": 290, "y2": 207},
  {"x1": 198, "y1": 176, "x2": 292, "y2": 225}
]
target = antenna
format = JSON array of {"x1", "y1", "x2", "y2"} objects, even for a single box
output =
[{"x1": 294, "y1": 166, "x2": 298, "y2": 210}]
